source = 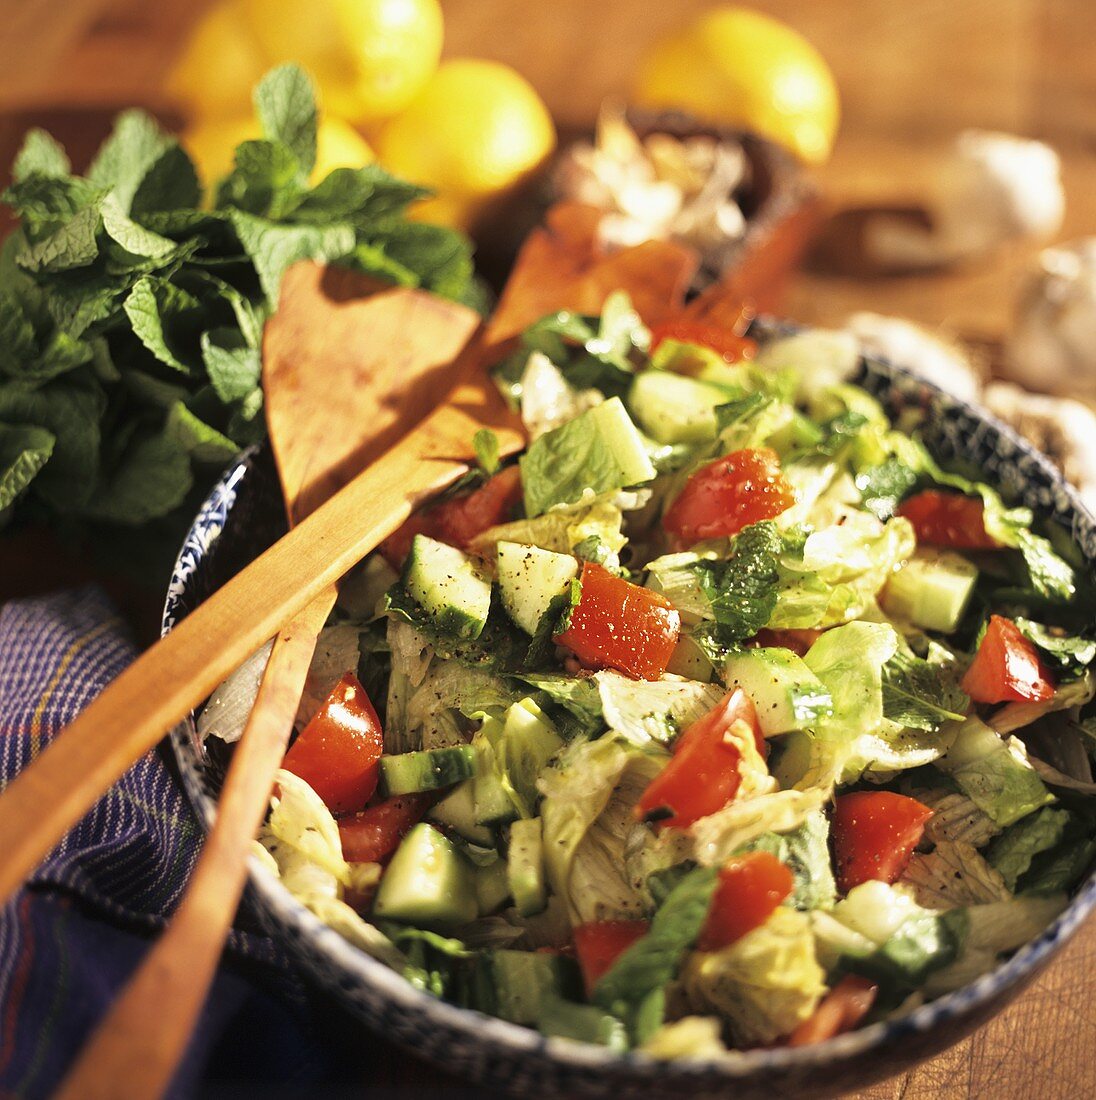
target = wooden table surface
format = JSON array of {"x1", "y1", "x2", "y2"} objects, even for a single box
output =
[{"x1": 2, "y1": 0, "x2": 1096, "y2": 1096}]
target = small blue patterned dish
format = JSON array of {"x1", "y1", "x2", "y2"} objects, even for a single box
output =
[{"x1": 165, "y1": 338, "x2": 1096, "y2": 1098}]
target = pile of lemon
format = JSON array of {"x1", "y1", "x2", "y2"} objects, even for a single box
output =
[{"x1": 169, "y1": 0, "x2": 556, "y2": 232}]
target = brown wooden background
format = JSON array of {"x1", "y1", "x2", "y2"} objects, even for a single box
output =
[{"x1": 2, "y1": 0, "x2": 1096, "y2": 1096}]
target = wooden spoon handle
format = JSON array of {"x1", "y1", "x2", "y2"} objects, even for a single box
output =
[
  {"x1": 53, "y1": 588, "x2": 336, "y2": 1100},
  {"x1": 0, "y1": 387, "x2": 519, "y2": 910}
]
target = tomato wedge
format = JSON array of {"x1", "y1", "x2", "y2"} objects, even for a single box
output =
[
  {"x1": 649, "y1": 319, "x2": 757, "y2": 365},
  {"x1": 663, "y1": 448, "x2": 796, "y2": 545},
  {"x1": 635, "y1": 689, "x2": 765, "y2": 828},
  {"x1": 896, "y1": 490, "x2": 998, "y2": 550},
  {"x1": 282, "y1": 672, "x2": 385, "y2": 815},
  {"x1": 832, "y1": 791, "x2": 934, "y2": 894},
  {"x1": 554, "y1": 561, "x2": 680, "y2": 680},
  {"x1": 698, "y1": 852, "x2": 794, "y2": 951},
  {"x1": 337, "y1": 792, "x2": 435, "y2": 864},
  {"x1": 572, "y1": 920, "x2": 650, "y2": 997},
  {"x1": 380, "y1": 465, "x2": 523, "y2": 566},
  {"x1": 961, "y1": 614, "x2": 1056, "y2": 704},
  {"x1": 787, "y1": 976, "x2": 879, "y2": 1046}
]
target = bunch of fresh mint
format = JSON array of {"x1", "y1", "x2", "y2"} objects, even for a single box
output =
[{"x1": 0, "y1": 64, "x2": 478, "y2": 573}]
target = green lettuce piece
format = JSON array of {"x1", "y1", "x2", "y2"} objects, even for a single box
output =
[
  {"x1": 771, "y1": 513, "x2": 915, "y2": 629},
  {"x1": 923, "y1": 893, "x2": 1068, "y2": 996},
  {"x1": 539, "y1": 736, "x2": 668, "y2": 924},
  {"x1": 593, "y1": 865, "x2": 719, "y2": 1043},
  {"x1": 690, "y1": 789, "x2": 829, "y2": 867},
  {"x1": 513, "y1": 673, "x2": 604, "y2": 740},
  {"x1": 752, "y1": 329, "x2": 861, "y2": 405},
  {"x1": 714, "y1": 393, "x2": 796, "y2": 452},
  {"x1": 519, "y1": 396, "x2": 655, "y2": 516},
  {"x1": 470, "y1": 493, "x2": 627, "y2": 570},
  {"x1": 901, "y1": 840, "x2": 1011, "y2": 909},
  {"x1": 594, "y1": 670, "x2": 724, "y2": 748},
  {"x1": 986, "y1": 807, "x2": 1071, "y2": 890},
  {"x1": 1013, "y1": 618, "x2": 1096, "y2": 680},
  {"x1": 855, "y1": 456, "x2": 919, "y2": 521},
  {"x1": 683, "y1": 907, "x2": 826, "y2": 1046},
  {"x1": 826, "y1": 881, "x2": 966, "y2": 989},
  {"x1": 804, "y1": 621, "x2": 899, "y2": 740},
  {"x1": 741, "y1": 810, "x2": 837, "y2": 911},
  {"x1": 881, "y1": 647, "x2": 968, "y2": 732},
  {"x1": 473, "y1": 698, "x2": 563, "y2": 819},
  {"x1": 936, "y1": 717, "x2": 1056, "y2": 827}
]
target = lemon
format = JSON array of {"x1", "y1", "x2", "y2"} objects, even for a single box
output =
[
  {"x1": 375, "y1": 59, "x2": 556, "y2": 231},
  {"x1": 167, "y1": 0, "x2": 268, "y2": 119},
  {"x1": 184, "y1": 115, "x2": 374, "y2": 190},
  {"x1": 633, "y1": 6, "x2": 840, "y2": 164},
  {"x1": 242, "y1": 0, "x2": 443, "y2": 126}
]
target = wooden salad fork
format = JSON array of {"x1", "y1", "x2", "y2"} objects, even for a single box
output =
[{"x1": 53, "y1": 266, "x2": 482, "y2": 1100}]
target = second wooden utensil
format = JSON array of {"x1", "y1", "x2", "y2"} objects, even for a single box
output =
[{"x1": 53, "y1": 269, "x2": 481, "y2": 1100}]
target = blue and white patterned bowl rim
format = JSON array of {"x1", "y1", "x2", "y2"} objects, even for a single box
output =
[{"x1": 164, "y1": 337, "x2": 1096, "y2": 1085}]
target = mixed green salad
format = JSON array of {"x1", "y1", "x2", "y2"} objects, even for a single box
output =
[{"x1": 201, "y1": 300, "x2": 1096, "y2": 1057}]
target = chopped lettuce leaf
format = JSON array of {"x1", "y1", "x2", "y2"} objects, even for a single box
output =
[
  {"x1": 901, "y1": 840, "x2": 1011, "y2": 909},
  {"x1": 881, "y1": 648, "x2": 968, "y2": 732},
  {"x1": 473, "y1": 699, "x2": 563, "y2": 819},
  {"x1": 740, "y1": 810, "x2": 837, "y2": 911},
  {"x1": 683, "y1": 907, "x2": 827, "y2": 1046},
  {"x1": 752, "y1": 329, "x2": 861, "y2": 405},
  {"x1": 198, "y1": 639, "x2": 273, "y2": 745},
  {"x1": 267, "y1": 768, "x2": 349, "y2": 883},
  {"x1": 804, "y1": 621, "x2": 898, "y2": 741},
  {"x1": 690, "y1": 788, "x2": 829, "y2": 867},
  {"x1": 910, "y1": 786, "x2": 1001, "y2": 848},
  {"x1": 923, "y1": 893, "x2": 1068, "y2": 996},
  {"x1": 639, "y1": 1016, "x2": 726, "y2": 1060},
  {"x1": 539, "y1": 736, "x2": 669, "y2": 923},
  {"x1": 595, "y1": 671, "x2": 724, "y2": 748},
  {"x1": 936, "y1": 717, "x2": 1056, "y2": 827},
  {"x1": 1013, "y1": 618, "x2": 1096, "y2": 680},
  {"x1": 514, "y1": 672, "x2": 604, "y2": 740},
  {"x1": 518, "y1": 351, "x2": 603, "y2": 440},
  {"x1": 520, "y1": 397, "x2": 655, "y2": 516},
  {"x1": 471, "y1": 494, "x2": 627, "y2": 571},
  {"x1": 986, "y1": 807, "x2": 1071, "y2": 890}
]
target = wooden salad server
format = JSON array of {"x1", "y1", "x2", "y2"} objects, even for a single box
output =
[
  {"x1": 53, "y1": 266, "x2": 481, "y2": 1100},
  {"x1": 0, "y1": 200, "x2": 696, "y2": 929}
]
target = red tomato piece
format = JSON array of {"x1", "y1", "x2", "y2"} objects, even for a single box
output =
[
  {"x1": 648, "y1": 319, "x2": 758, "y2": 365},
  {"x1": 572, "y1": 920, "x2": 650, "y2": 998},
  {"x1": 750, "y1": 628, "x2": 824, "y2": 658},
  {"x1": 635, "y1": 689, "x2": 765, "y2": 828},
  {"x1": 698, "y1": 852, "x2": 794, "y2": 951},
  {"x1": 961, "y1": 614, "x2": 1056, "y2": 704},
  {"x1": 663, "y1": 448, "x2": 796, "y2": 545},
  {"x1": 282, "y1": 672, "x2": 384, "y2": 815},
  {"x1": 832, "y1": 791, "x2": 934, "y2": 894},
  {"x1": 896, "y1": 490, "x2": 998, "y2": 550},
  {"x1": 380, "y1": 465, "x2": 523, "y2": 566},
  {"x1": 554, "y1": 561, "x2": 681, "y2": 680},
  {"x1": 787, "y1": 976, "x2": 879, "y2": 1047},
  {"x1": 337, "y1": 792, "x2": 435, "y2": 864}
]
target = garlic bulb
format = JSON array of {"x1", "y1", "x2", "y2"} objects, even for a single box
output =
[
  {"x1": 867, "y1": 131, "x2": 1064, "y2": 269},
  {"x1": 983, "y1": 381, "x2": 1096, "y2": 513},
  {"x1": 1003, "y1": 239, "x2": 1096, "y2": 396},
  {"x1": 552, "y1": 103, "x2": 748, "y2": 256},
  {"x1": 844, "y1": 312, "x2": 982, "y2": 401}
]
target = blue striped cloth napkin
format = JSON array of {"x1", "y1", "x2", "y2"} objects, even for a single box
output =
[{"x1": 0, "y1": 586, "x2": 349, "y2": 1099}]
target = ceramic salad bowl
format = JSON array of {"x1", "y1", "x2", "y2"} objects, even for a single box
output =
[{"x1": 164, "y1": 331, "x2": 1096, "y2": 1098}]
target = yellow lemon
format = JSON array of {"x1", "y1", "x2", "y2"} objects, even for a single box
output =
[
  {"x1": 242, "y1": 0, "x2": 443, "y2": 126},
  {"x1": 184, "y1": 115, "x2": 374, "y2": 190},
  {"x1": 167, "y1": 0, "x2": 268, "y2": 120},
  {"x1": 375, "y1": 59, "x2": 556, "y2": 231},
  {"x1": 633, "y1": 7, "x2": 840, "y2": 165}
]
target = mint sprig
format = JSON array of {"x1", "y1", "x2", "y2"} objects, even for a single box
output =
[{"x1": 0, "y1": 63, "x2": 478, "y2": 571}]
